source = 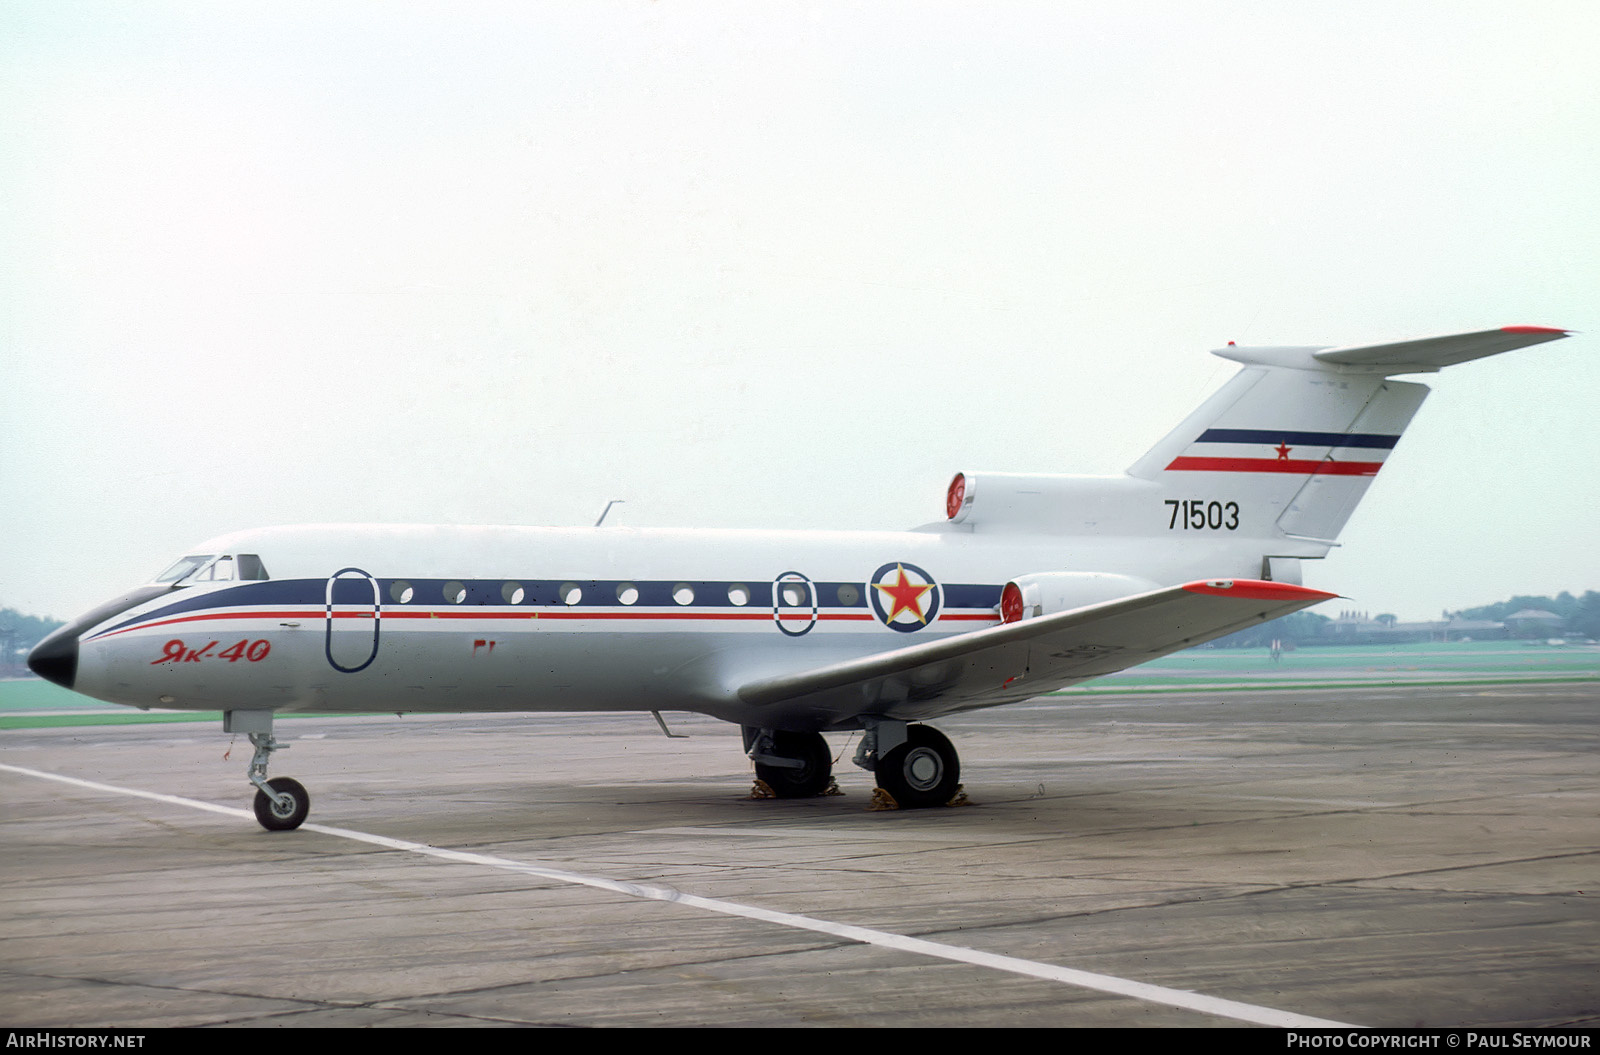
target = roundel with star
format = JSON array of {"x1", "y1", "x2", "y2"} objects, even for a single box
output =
[{"x1": 868, "y1": 561, "x2": 942, "y2": 633}]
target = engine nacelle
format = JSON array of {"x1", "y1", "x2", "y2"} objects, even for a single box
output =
[
  {"x1": 944, "y1": 471, "x2": 1157, "y2": 534},
  {"x1": 997, "y1": 571, "x2": 1160, "y2": 624}
]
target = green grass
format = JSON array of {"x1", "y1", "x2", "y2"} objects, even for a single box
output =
[
  {"x1": 1, "y1": 710, "x2": 226, "y2": 729},
  {"x1": 1, "y1": 678, "x2": 120, "y2": 712},
  {"x1": 1, "y1": 678, "x2": 267, "y2": 729}
]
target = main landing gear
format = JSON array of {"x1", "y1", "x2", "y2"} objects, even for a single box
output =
[
  {"x1": 743, "y1": 727, "x2": 835, "y2": 798},
  {"x1": 744, "y1": 720, "x2": 962, "y2": 808},
  {"x1": 225, "y1": 710, "x2": 310, "y2": 831},
  {"x1": 858, "y1": 720, "x2": 961, "y2": 809}
]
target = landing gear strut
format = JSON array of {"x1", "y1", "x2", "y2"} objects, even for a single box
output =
[
  {"x1": 226, "y1": 710, "x2": 310, "y2": 831},
  {"x1": 743, "y1": 727, "x2": 834, "y2": 797}
]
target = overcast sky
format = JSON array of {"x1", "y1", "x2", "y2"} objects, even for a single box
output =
[{"x1": 3, "y1": 1, "x2": 1596, "y2": 623}]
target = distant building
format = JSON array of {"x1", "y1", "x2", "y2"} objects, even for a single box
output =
[
  {"x1": 1430, "y1": 618, "x2": 1507, "y2": 643},
  {"x1": 1309, "y1": 611, "x2": 1506, "y2": 645},
  {"x1": 1503, "y1": 609, "x2": 1564, "y2": 638}
]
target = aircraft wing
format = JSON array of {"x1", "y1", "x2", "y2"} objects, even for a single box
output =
[{"x1": 736, "y1": 579, "x2": 1336, "y2": 726}]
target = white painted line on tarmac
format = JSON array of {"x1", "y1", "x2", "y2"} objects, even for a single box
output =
[{"x1": 0, "y1": 761, "x2": 1355, "y2": 1028}]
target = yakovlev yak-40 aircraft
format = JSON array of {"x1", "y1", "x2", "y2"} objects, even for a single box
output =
[{"x1": 30, "y1": 326, "x2": 1569, "y2": 830}]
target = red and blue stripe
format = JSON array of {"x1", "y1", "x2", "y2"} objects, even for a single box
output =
[{"x1": 1166, "y1": 429, "x2": 1400, "y2": 476}]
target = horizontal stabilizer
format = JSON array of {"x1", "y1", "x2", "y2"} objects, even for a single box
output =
[
  {"x1": 1312, "y1": 326, "x2": 1569, "y2": 371},
  {"x1": 736, "y1": 579, "x2": 1336, "y2": 724}
]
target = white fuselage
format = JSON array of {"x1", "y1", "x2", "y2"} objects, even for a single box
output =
[{"x1": 71, "y1": 518, "x2": 1275, "y2": 729}]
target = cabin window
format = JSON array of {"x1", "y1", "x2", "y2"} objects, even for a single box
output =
[
  {"x1": 443, "y1": 581, "x2": 467, "y2": 604},
  {"x1": 616, "y1": 583, "x2": 639, "y2": 605},
  {"x1": 727, "y1": 583, "x2": 750, "y2": 606},
  {"x1": 673, "y1": 583, "x2": 695, "y2": 605},
  {"x1": 391, "y1": 581, "x2": 415, "y2": 604},
  {"x1": 501, "y1": 582, "x2": 525, "y2": 605},
  {"x1": 560, "y1": 582, "x2": 582, "y2": 605}
]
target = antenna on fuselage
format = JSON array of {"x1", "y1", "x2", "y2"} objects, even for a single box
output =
[
  {"x1": 652, "y1": 711, "x2": 688, "y2": 738},
  {"x1": 594, "y1": 499, "x2": 625, "y2": 527}
]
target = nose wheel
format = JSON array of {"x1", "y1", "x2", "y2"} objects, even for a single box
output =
[{"x1": 253, "y1": 776, "x2": 310, "y2": 831}]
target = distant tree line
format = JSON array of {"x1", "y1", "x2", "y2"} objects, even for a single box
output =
[
  {"x1": 1, "y1": 608, "x2": 65, "y2": 654},
  {"x1": 1, "y1": 608, "x2": 66, "y2": 673},
  {"x1": 1450, "y1": 592, "x2": 1600, "y2": 638}
]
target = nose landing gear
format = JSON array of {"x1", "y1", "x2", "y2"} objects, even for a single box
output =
[{"x1": 226, "y1": 710, "x2": 310, "y2": 831}]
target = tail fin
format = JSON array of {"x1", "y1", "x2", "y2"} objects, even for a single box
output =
[{"x1": 1127, "y1": 326, "x2": 1569, "y2": 544}]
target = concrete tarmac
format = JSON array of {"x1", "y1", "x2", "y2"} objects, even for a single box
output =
[{"x1": 2, "y1": 683, "x2": 1596, "y2": 1028}]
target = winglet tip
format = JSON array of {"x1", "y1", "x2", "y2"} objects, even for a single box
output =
[
  {"x1": 1182, "y1": 579, "x2": 1339, "y2": 603},
  {"x1": 1500, "y1": 325, "x2": 1571, "y2": 336}
]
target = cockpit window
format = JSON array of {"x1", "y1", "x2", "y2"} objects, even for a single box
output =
[
  {"x1": 155, "y1": 555, "x2": 213, "y2": 583},
  {"x1": 197, "y1": 556, "x2": 236, "y2": 581},
  {"x1": 153, "y1": 553, "x2": 271, "y2": 585},
  {"x1": 237, "y1": 554, "x2": 269, "y2": 580}
]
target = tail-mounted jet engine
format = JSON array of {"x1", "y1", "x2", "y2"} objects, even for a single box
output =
[{"x1": 997, "y1": 571, "x2": 1160, "y2": 624}]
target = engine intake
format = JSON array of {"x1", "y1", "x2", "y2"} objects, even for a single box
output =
[{"x1": 997, "y1": 572, "x2": 1161, "y2": 623}]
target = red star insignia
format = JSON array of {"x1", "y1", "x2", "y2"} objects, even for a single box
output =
[
  {"x1": 873, "y1": 565, "x2": 934, "y2": 624},
  {"x1": 1275, "y1": 442, "x2": 1292, "y2": 460}
]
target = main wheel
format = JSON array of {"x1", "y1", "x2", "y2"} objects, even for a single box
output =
[
  {"x1": 874, "y1": 725, "x2": 960, "y2": 809},
  {"x1": 252, "y1": 776, "x2": 310, "y2": 831},
  {"x1": 754, "y1": 731, "x2": 833, "y2": 798}
]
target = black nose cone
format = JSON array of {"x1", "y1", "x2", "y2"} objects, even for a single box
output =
[{"x1": 28, "y1": 627, "x2": 78, "y2": 690}]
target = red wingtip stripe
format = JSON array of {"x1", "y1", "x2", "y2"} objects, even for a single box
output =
[
  {"x1": 1500, "y1": 325, "x2": 1569, "y2": 335},
  {"x1": 1181, "y1": 579, "x2": 1339, "y2": 603}
]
